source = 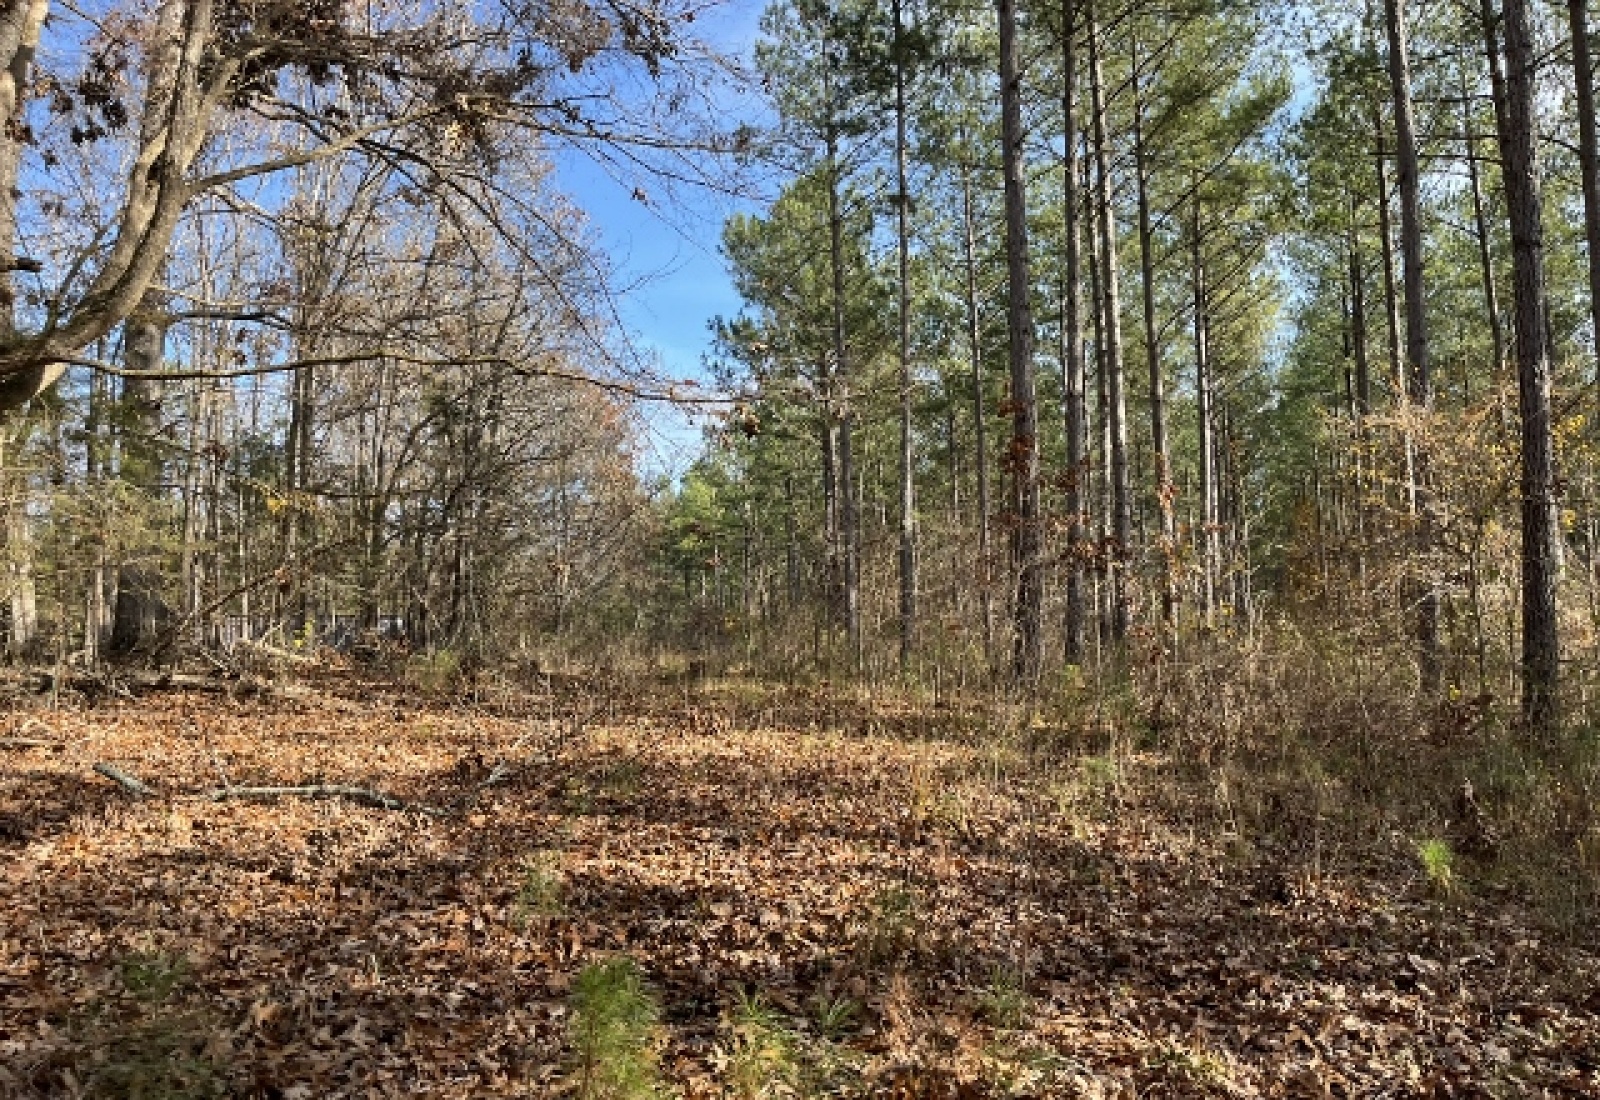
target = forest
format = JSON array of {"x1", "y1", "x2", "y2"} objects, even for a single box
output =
[{"x1": 1, "y1": 0, "x2": 1598, "y2": 1095}]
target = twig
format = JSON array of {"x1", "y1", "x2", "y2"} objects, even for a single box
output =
[
  {"x1": 202, "y1": 784, "x2": 445, "y2": 816},
  {"x1": 94, "y1": 762, "x2": 155, "y2": 797},
  {"x1": 0, "y1": 738, "x2": 57, "y2": 749}
]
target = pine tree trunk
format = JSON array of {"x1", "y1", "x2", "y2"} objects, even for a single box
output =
[
  {"x1": 893, "y1": 0, "x2": 916, "y2": 672},
  {"x1": 1461, "y1": 80, "x2": 1506, "y2": 379},
  {"x1": 1088, "y1": 0, "x2": 1131, "y2": 642},
  {"x1": 825, "y1": 119, "x2": 861, "y2": 670},
  {"x1": 1193, "y1": 204, "x2": 1218, "y2": 630},
  {"x1": 1384, "y1": 0, "x2": 1441, "y2": 694},
  {"x1": 960, "y1": 158, "x2": 994, "y2": 660},
  {"x1": 999, "y1": 0, "x2": 1041, "y2": 685},
  {"x1": 1133, "y1": 42, "x2": 1176, "y2": 636},
  {"x1": 1568, "y1": 0, "x2": 1600, "y2": 386},
  {"x1": 1495, "y1": 0, "x2": 1562, "y2": 732},
  {"x1": 1062, "y1": 13, "x2": 1089, "y2": 665}
]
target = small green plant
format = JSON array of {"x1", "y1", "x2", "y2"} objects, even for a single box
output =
[
  {"x1": 567, "y1": 957, "x2": 664, "y2": 1100},
  {"x1": 1418, "y1": 837, "x2": 1457, "y2": 895},
  {"x1": 724, "y1": 990, "x2": 797, "y2": 1099},
  {"x1": 809, "y1": 992, "x2": 861, "y2": 1040},
  {"x1": 407, "y1": 649, "x2": 463, "y2": 693},
  {"x1": 1080, "y1": 755, "x2": 1120, "y2": 795},
  {"x1": 978, "y1": 966, "x2": 1028, "y2": 1029},
  {"x1": 1145, "y1": 1041, "x2": 1231, "y2": 1087},
  {"x1": 513, "y1": 853, "x2": 564, "y2": 927},
  {"x1": 85, "y1": 1014, "x2": 227, "y2": 1099},
  {"x1": 118, "y1": 950, "x2": 189, "y2": 1003},
  {"x1": 79, "y1": 950, "x2": 225, "y2": 1099},
  {"x1": 858, "y1": 886, "x2": 918, "y2": 967},
  {"x1": 600, "y1": 760, "x2": 644, "y2": 800}
]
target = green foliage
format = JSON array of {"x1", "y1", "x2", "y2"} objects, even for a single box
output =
[
  {"x1": 978, "y1": 966, "x2": 1029, "y2": 1029},
  {"x1": 809, "y1": 992, "x2": 862, "y2": 1039},
  {"x1": 513, "y1": 853, "x2": 565, "y2": 928},
  {"x1": 724, "y1": 990, "x2": 798, "y2": 1099},
  {"x1": 1417, "y1": 837, "x2": 1456, "y2": 896},
  {"x1": 79, "y1": 950, "x2": 225, "y2": 1099},
  {"x1": 567, "y1": 957, "x2": 665, "y2": 1100},
  {"x1": 857, "y1": 885, "x2": 919, "y2": 967},
  {"x1": 84, "y1": 1015, "x2": 227, "y2": 1100},
  {"x1": 406, "y1": 649, "x2": 464, "y2": 694},
  {"x1": 118, "y1": 951, "x2": 189, "y2": 1004}
]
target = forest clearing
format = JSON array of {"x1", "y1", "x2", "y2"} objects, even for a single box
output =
[
  {"x1": 2, "y1": 663, "x2": 1597, "y2": 1097},
  {"x1": 7, "y1": 0, "x2": 1600, "y2": 1093}
]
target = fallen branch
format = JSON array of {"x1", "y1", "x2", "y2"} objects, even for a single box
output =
[
  {"x1": 203, "y1": 784, "x2": 444, "y2": 816},
  {"x1": 0, "y1": 738, "x2": 57, "y2": 749},
  {"x1": 94, "y1": 763, "x2": 154, "y2": 797}
]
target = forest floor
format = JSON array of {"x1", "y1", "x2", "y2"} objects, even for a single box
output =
[{"x1": 1, "y1": 672, "x2": 1597, "y2": 1098}]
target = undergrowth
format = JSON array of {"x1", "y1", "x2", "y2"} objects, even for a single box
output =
[{"x1": 567, "y1": 957, "x2": 665, "y2": 1100}]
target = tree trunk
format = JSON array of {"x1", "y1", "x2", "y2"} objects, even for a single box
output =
[
  {"x1": 893, "y1": 0, "x2": 916, "y2": 672},
  {"x1": 999, "y1": 0, "x2": 1041, "y2": 686},
  {"x1": 109, "y1": 296, "x2": 171, "y2": 658},
  {"x1": 1569, "y1": 0, "x2": 1600, "y2": 388},
  {"x1": 1132, "y1": 38, "x2": 1176, "y2": 635},
  {"x1": 1193, "y1": 203, "x2": 1218, "y2": 630},
  {"x1": 1088, "y1": 0, "x2": 1131, "y2": 642},
  {"x1": 1495, "y1": 0, "x2": 1562, "y2": 732},
  {"x1": 1384, "y1": 0, "x2": 1441, "y2": 695},
  {"x1": 960, "y1": 155, "x2": 994, "y2": 660},
  {"x1": 1062, "y1": 13, "x2": 1089, "y2": 665},
  {"x1": 1461, "y1": 79, "x2": 1506, "y2": 381}
]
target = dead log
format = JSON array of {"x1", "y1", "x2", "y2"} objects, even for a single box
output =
[
  {"x1": 94, "y1": 762, "x2": 154, "y2": 797},
  {"x1": 203, "y1": 784, "x2": 443, "y2": 816}
]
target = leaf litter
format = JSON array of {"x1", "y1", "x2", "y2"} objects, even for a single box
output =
[{"x1": 0, "y1": 682, "x2": 1595, "y2": 1097}]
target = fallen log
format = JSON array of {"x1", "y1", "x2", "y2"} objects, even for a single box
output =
[
  {"x1": 203, "y1": 784, "x2": 444, "y2": 816},
  {"x1": 93, "y1": 762, "x2": 154, "y2": 797}
]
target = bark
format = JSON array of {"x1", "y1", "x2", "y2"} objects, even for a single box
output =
[
  {"x1": 0, "y1": 0, "x2": 47, "y2": 342},
  {"x1": 1132, "y1": 39, "x2": 1175, "y2": 634},
  {"x1": 1461, "y1": 81, "x2": 1506, "y2": 379},
  {"x1": 960, "y1": 157, "x2": 994, "y2": 659},
  {"x1": 109, "y1": 297, "x2": 173, "y2": 658},
  {"x1": 825, "y1": 119, "x2": 861, "y2": 669},
  {"x1": 1062, "y1": 13, "x2": 1089, "y2": 665},
  {"x1": 999, "y1": 0, "x2": 1041, "y2": 685},
  {"x1": 1384, "y1": 0, "x2": 1441, "y2": 694},
  {"x1": 1088, "y1": 202, "x2": 1112, "y2": 648},
  {"x1": 1494, "y1": 0, "x2": 1562, "y2": 732},
  {"x1": 1371, "y1": 109, "x2": 1405, "y2": 403},
  {"x1": 1193, "y1": 204, "x2": 1218, "y2": 629},
  {"x1": 1088, "y1": 0, "x2": 1131, "y2": 642},
  {"x1": 893, "y1": 0, "x2": 916, "y2": 672},
  {"x1": 0, "y1": 0, "x2": 240, "y2": 408},
  {"x1": 1569, "y1": 0, "x2": 1600, "y2": 386}
]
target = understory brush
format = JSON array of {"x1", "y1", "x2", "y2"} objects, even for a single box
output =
[{"x1": 1113, "y1": 619, "x2": 1600, "y2": 938}]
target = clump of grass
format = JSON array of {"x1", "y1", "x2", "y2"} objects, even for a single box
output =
[
  {"x1": 406, "y1": 648, "x2": 464, "y2": 693},
  {"x1": 858, "y1": 886, "x2": 919, "y2": 968},
  {"x1": 512, "y1": 852, "x2": 564, "y2": 928},
  {"x1": 76, "y1": 949, "x2": 226, "y2": 1099},
  {"x1": 724, "y1": 990, "x2": 797, "y2": 1099},
  {"x1": 1417, "y1": 837, "x2": 1457, "y2": 896},
  {"x1": 118, "y1": 950, "x2": 189, "y2": 1003},
  {"x1": 567, "y1": 957, "x2": 664, "y2": 1100},
  {"x1": 85, "y1": 1015, "x2": 227, "y2": 1100},
  {"x1": 978, "y1": 966, "x2": 1029, "y2": 1029},
  {"x1": 809, "y1": 992, "x2": 861, "y2": 1040}
]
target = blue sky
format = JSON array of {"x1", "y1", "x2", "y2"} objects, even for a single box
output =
[{"x1": 553, "y1": 1, "x2": 770, "y2": 478}]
